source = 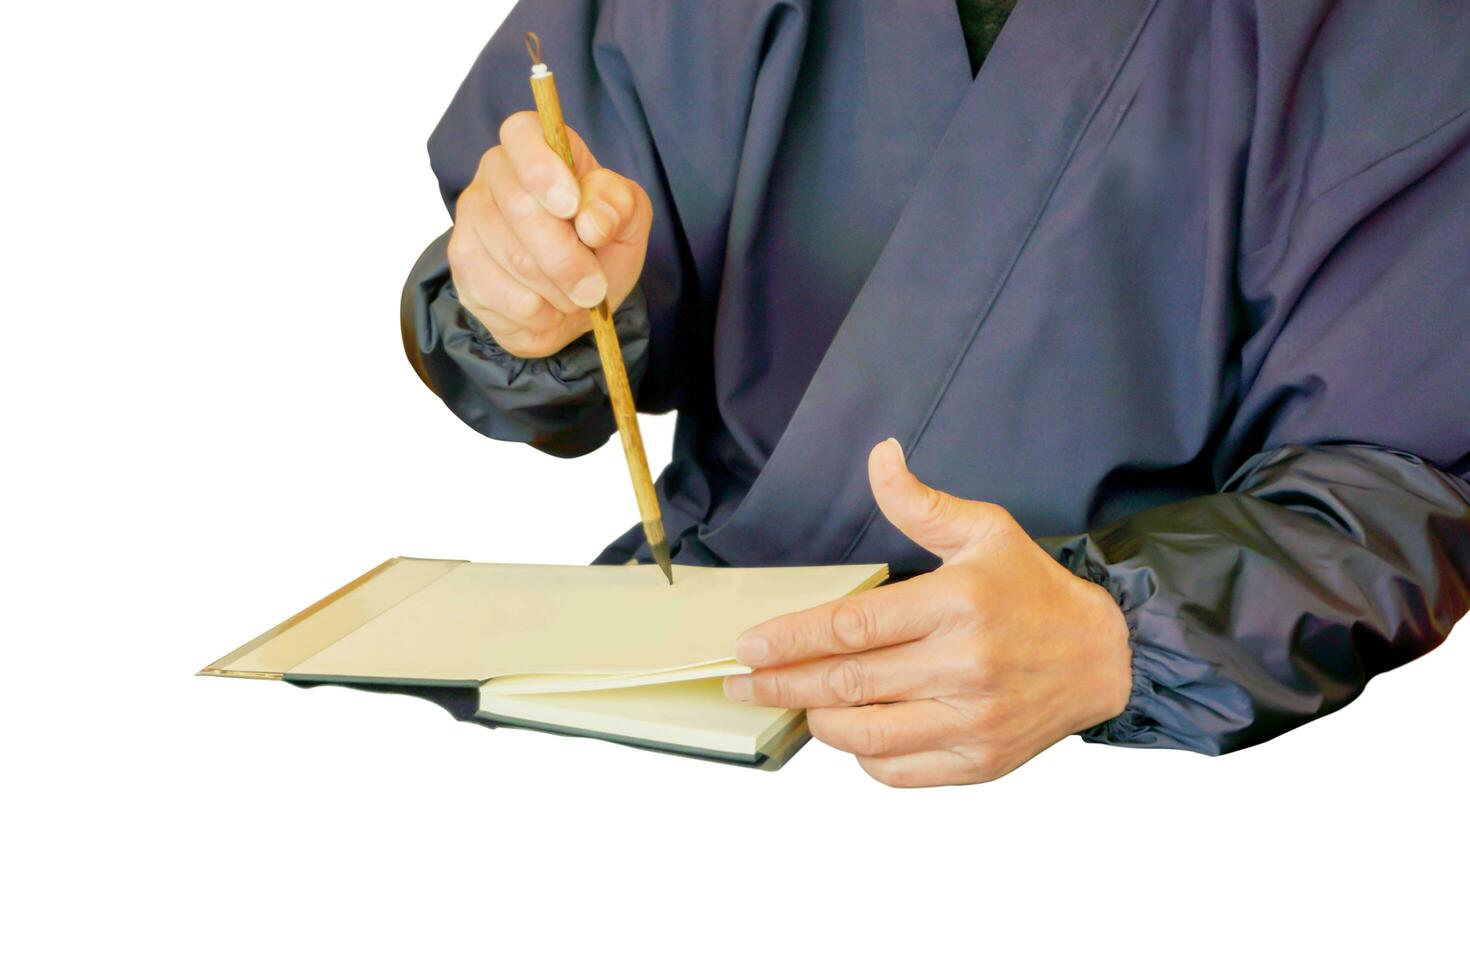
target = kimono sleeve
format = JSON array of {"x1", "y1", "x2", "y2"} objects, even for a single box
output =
[
  {"x1": 401, "y1": 231, "x2": 652, "y2": 459},
  {"x1": 399, "y1": 0, "x2": 653, "y2": 458},
  {"x1": 1042, "y1": 40, "x2": 1470, "y2": 754},
  {"x1": 1044, "y1": 446, "x2": 1470, "y2": 754},
  {"x1": 401, "y1": 0, "x2": 797, "y2": 456}
]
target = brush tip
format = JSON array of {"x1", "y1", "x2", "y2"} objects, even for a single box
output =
[{"x1": 650, "y1": 538, "x2": 674, "y2": 585}]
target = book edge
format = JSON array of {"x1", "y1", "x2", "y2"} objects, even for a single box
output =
[
  {"x1": 207, "y1": 560, "x2": 889, "y2": 687},
  {"x1": 197, "y1": 556, "x2": 463, "y2": 679}
]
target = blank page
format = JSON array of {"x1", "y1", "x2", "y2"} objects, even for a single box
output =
[
  {"x1": 478, "y1": 677, "x2": 798, "y2": 757},
  {"x1": 286, "y1": 561, "x2": 887, "y2": 684}
]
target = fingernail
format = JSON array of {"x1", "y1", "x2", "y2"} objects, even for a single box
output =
[
  {"x1": 884, "y1": 437, "x2": 905, "y2": 465},
  {"x1": 723, "y1": 674, "x2": 754, "y2": 702},
  {"x1": 570, "y1": 273, "x2": 607, "y2": 308},
  {"x1": 546, "y1": 184, "x2": 579, "y2": 218},
  {"x1": 734, "y1": 633, "x2": 770, "y2": 666}
]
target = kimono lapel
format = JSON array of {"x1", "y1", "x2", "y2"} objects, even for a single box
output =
[{"x1": 699, "y1": 0, "x2": 1160, "y2": 565}]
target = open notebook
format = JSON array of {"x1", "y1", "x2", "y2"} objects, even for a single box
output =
[{"x1": 200, "y1": 557, "x2": 888, "y2": 767}]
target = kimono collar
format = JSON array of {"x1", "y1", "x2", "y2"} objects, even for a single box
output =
[{"x1": 699, "y1": 0, "x2": 1160, "y2": 566}]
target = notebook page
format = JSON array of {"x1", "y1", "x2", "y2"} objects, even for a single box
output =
[
  {"x1": 287, "y1": 561, "x2": 887, "y2": 684},
  {"x1": 477, "y1": 677, "x2": 797, "y2": 756}
]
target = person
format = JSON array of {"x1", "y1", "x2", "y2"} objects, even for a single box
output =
[{"x1": 401, "y1": 0, "x2": 1470, "y2": 786}]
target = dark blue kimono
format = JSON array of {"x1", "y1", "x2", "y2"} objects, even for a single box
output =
[{"x1": 402, "y1": 0, "x2": 1470, "y2": 755}]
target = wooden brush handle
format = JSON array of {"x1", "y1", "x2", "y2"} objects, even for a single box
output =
[{"x1": 529, "y1": 63, "x2": 667, "y2": 553}]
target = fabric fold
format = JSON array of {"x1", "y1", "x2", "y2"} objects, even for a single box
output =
[
  {"x1": 1042, "y1": 444, "x2": 1470, "y2": 755},
  {"x1": 402, "y1": 230, "x2": 652, "y2": 459}
]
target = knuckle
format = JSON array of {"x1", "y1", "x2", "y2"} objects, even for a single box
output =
[
  {"x1": 981, "y1": 502, "x2": 1020, "y2": 535},
  {"x1": 919, "y1": 488, "x2": 954, "y2": 527},
  {"x1": 456, "y1": 180, "x2": 484, "y2": 211},
  {"x1": 974, "y1": 500, "x2": 1008, "y2": 524},
  {"x1": 821, "y1": 657, "x2": 871, "y2": 706},
  {"x1": 505, "y1": 288, "x2": 544, "y2": 322},
  {"x1": 948, "y1": 568, "x2": 987, "y2": 621},
  {"x1": 964, "y1": 745, "x2": 1004, "y2": 783},
  {"x1": 961, "y1": 707, "x2": 1006, "y2": 764},
  {"x1": 968, "y1": 647, "x2": 995, "y2": 686},
  {"x1": 621, "y1": 183, "x2": 653, "y2": 240},
  {"x1": 580, "y1": 166, "x2": 610, "y2": 195},
  {"x1": 541, "y1": 244, "x2": 588, "y2": 283},
  {"x1": 522, "y1": 162, "x2": 556, "y2": 192},
  {"x1": 446, "y1": 232, "x2": 475, "y2": 268},
  {"x1": 501, "y1": 184, "x2": 540, "y2": 221},
  {"x1": 958, "y1": 584, "x2": 986, "y2": 621},
  {"x1": 506, "y1": 246, "x2": 540, "y2": 280},
  {"x1": 851, "y1": 718, "x2": 891, "y2": 757},
  {"x1": 593, "y1": 169, "x2": 634, "y2": 211},
  {"x1": 752, "y1": 671, "x2": 788, "y2": 706},
  {"x1": 632, "y1": 181, "x2": 653, "y2": 218},
  {"x1": 830, "y1": 598, "x2": 878, "y2": 650}
]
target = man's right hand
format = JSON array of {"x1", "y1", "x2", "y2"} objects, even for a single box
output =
[{"x1": 447, "y1": 112, "x2": 652, "y2": 358}]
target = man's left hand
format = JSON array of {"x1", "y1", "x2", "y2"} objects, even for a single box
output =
[{"x1": 723, "y1": 438, "x2": 1133, "y2": 787}]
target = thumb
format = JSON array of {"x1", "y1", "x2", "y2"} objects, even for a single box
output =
[
  {"x1": 575, "y1": 168, "x2": 652, "y2": 309},
  {"x1": 868, "y1": 438, "x2": 996, "y2": 561}
]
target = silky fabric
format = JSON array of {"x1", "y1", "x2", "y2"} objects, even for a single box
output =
[{"x1": 402, "y1": 0, "x2": 1470, "y2": 754}]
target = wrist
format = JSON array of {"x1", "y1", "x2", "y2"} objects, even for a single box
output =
[{"x1": 1072, "y1": 578, "x2": 1133, "y2": 731}]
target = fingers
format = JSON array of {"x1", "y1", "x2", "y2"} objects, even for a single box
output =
[
  {"x1": 446, "y1": 223, "x2": 582, "y2": 357},
  {"x1": 814, "y1": 707, "x2": 1011, "y2": 786},
  {"x1": 807, "y1": 701, "x2": 961, "y2": 758},
  {"x1": 724, "y1": 637, "x2": 974, "y2": 708},
  {"x1": 868, "y1": 438, "x2": 1013, "y2": 561},
  {"x1": 734, "y1": 574, "x2": 958, "y2": 669},
  {"x1": 470, "y1": 189, "x2": 579, "y2": 315},
  {"x1": 856, "y1": 750, "x2": 996, "y2": 788},
  {"x1": 484, "y1": 144, "x2": 608, "y2": 309},
  {"x1": 498, "y1": 112, "x2": 594, "y2": 218},
  {"x1": 573, "y1": 168, "x2": 640, "y2": 246},
  {"x1": 447, "y1": 222, "x2": 552, "y2": 329},
  {"x1": 448, "y1": 114, "x2": 653, "y2": 357},
  {"x1": 579, "y1": 168, "x2": 652, "y2": 310}
]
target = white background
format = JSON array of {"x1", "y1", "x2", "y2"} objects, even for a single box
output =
[{"x1": 4, "y1": 2, "x2": 1466, "y2": 976}]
